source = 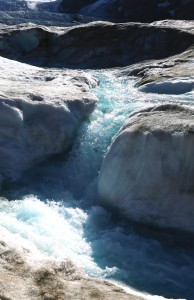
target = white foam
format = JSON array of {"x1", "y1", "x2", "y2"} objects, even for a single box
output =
[
  {"x1": 0, "y1": 70, "x2": 193, "y2": 299},
  {"x1": 0, "y1": 195, "x2": 187, "y2": 300},
  {"x1": 0, "y1": 196, "x2": 116, "y2": 277}
]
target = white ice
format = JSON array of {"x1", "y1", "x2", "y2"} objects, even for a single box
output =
[
  {"x1": 0, "y1": 57, "x2": 97, "y2": 185},
  {"x1": 139, "y1": 79, "x2": 194, "y2": 95}
]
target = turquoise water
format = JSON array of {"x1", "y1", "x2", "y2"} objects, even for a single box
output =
[{"x1": 1, "y1": 71, "x2": 194, "y2": 300}]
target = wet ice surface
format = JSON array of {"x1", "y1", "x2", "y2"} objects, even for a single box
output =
[
  {"x1": 0, "y1": 57, "x2": 98, "y2": 186},
  {"x1": 139, "y1": 79, "x2": 194, "y2": 95},
  {"x1": 1, "y1": 71, "x2": 194, "y2": 300}
]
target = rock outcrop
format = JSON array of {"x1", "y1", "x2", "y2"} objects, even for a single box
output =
[
  {"x1": 98, "y1": 104, "x2": 194, "y2": 232},
  {"x1": 0, "y1": 21, "x2": 193, "y2": 68},
  {"x1": 0, "y1": 56, "x2": 97, "y2": 186}
]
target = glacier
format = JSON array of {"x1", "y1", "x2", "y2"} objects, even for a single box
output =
[{"x1": 0, "y1": 1, "x2": 194, "y2": 300}]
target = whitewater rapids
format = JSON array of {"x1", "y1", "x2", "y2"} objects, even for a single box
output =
[{"x1": 1, "y1": 71, "x2": 194, "y2": 300}]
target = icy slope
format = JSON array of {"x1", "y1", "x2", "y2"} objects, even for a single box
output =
[
  {"x1": 0, "y1": 57, "x2": 97, "y2": 185},
  {"x1": 0, "y1": 21, "x2": 193, "y2": 68},
  {"x1": 98, "y1": 104, "x2": 194, "y2": 232}
]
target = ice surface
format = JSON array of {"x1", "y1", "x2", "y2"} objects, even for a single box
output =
[
  {"x1": 139, "y1": 79, "x2": 194, "y2": 95},
  {"x1": 98, "y1": 105, "x2": 194, "y2": 233},
  {"x1": 0, "y1": 2, "x2": 194, "y2": 299},
  {"x1": 1, "y1": 71, "x2": 194, "y2": 299},
  {"x1": 0, "y1": 57, "x2": 97, "y2": 185}
]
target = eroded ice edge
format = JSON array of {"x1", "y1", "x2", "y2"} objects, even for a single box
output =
[{"x1": 1, "y1": 70, "x2": 194, "y2": 300}]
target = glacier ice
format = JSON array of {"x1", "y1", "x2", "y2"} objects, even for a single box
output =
[
  {"x1": 98, "y1": 104, "x2": 194, "y2": 232},
  {"x1": 0, "y1": 57, "x2": 98, "y2": 185}
]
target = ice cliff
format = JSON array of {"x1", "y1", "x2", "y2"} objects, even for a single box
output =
[
  {"x1": 0, "y1": 56, "x2": 97, "y2": 185},
  {"x1": 98, "y1": 104, "x2": 194, "y2": 232}
]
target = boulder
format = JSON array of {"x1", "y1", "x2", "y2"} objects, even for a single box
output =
[
  {"x1": 98, "y1": 104, "x2": 194, "y2": 232},
  {"x1": 0, "y1": 56, "x2": 98, "y2": 186}
]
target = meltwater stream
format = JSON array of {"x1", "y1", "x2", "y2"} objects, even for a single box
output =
[{"x1": 1, "y1": 71, "x2": 194, "y2": 300}]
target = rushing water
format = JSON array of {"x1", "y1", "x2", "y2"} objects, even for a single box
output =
[{"x1": 1, "y1": 71, "x2": 194, "y2": 300}]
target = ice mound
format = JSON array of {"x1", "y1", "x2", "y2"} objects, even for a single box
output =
[
  {"x1": 0, "y1": 21, "x2": 193, "y2": 69},
  {"x1": 0, "y1": 57, "x2": 98, "y2": 185},
  {"x1": 98, "y1": 104, "x2": 194, "y2": 232}
]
